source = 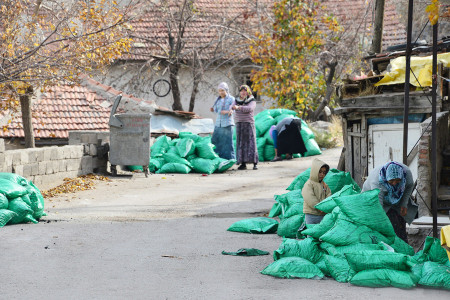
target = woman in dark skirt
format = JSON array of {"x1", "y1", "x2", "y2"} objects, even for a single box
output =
[{"x1": 232, "y1": 85, "x2": 259, "y2": 170}]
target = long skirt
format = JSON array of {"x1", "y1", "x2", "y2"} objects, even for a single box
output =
[
  {"x1": 235, "y1": 122, "x2": 259, "y2": 164},
  {"x1": 277, "y1": 119, "x2": 307, "y2": 156},
  {"x1": 211, "y1": 125, "x2": 235, "y2": 160},
  {"x1": 386, "y1": 208, "x2": 408, "y2": 243}
]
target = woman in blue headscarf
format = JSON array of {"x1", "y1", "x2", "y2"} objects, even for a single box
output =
[{"x1": 362, "y1": 161, "x2": 418, "y2": 243}]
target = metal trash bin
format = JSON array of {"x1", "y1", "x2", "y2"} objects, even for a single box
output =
[{"x1": 109, "y1": 95, "x2": 151, "y2": 177}]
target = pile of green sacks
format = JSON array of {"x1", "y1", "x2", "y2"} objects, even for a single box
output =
[
  {"x1": 253, "y1": 109, "x2": 321, "y2": 161},
  {"x1": 227, "y1": 168, "x2": 450, "y2": 290},
  {"x1": 127, "y1": 132, "x2": 236, "y2": 175},
  {"x1": 0, "y1": 173, "x2": 46, "y2": 227}
]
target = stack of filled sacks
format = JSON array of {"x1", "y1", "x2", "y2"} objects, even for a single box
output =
[
  {"x1": 127, "y1": 132, "x2": 236, "y2": 174},
  {"x1": 252, "y1": 109, "x2": 321, "y2": 161},
  {"x1": 261, "y1": 171, "x2": 450, "y2": 289},
  {"x1": 0, "y1": 173, "x2": 46, "y2": 227}
]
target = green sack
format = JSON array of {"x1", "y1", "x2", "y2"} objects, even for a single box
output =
[
  {"x1": 222, "y1": 248, "x2": 269, "y2": 256},
  {"x1": 256, "y1": 137, "x2": 266, "y2": 161},
  {"x1": 125, "y1": 165, "x2": 144, "y2": 172},
  {"x1": 301, "y1": 212, "x2": 336, "y2": 239},
  {"x1": 151, "y1": 135, "x2": 171, "y2": 157},
  {"x1": 273, "y1": 237, "x2": 324, "y2": 263},
  {"x1": 315, "y1": 184, "x2": 360, "y2": 213},
  {"x1": 196, "y1": 142, "x2": 219, "y2": 159},
  {"x1": 315, "y1": 256, "x2": 331, "y2": 277},
  {"x1": 420, "y1": 236, "x2": 449, "y2": 264},
  {"x1": 0, "y1": 209, "x2": 17, "y2": 227},
  {"x1": 323, "y1": 169, "x2": 361, "y2": 194},
  {"x1": 255, "y1": 116, "x2": 276, "y2": 135},
  {"x1": 350, "y1": 269, "x2": 416, "y2": 288},
  {"x1": 323, "y1": 243, "x2": 383, "y2": 259},
  {"x1": 319, "y1": 216, "x2": 394, "y2": 246},
  {"x1": 283, "y1": 203, "x2": 304, "y2": 219},
  {"x1": 277, "y1": 214, "x2": 304, "y2": 238},
  {"x1": 166, "y1": 146, "x2": 179, "y2": 155},
  {"x1": 303, "y1": 139, "x2": 322, "y2": 157},
  {"x1": 0, "y1": 173, "x2": 29, "y2": 186},
  {"x1": 227, "y1": 217, "x2": 278, "y2": 234},
  {"x1": 254, "y1": 109, "x2": 272, "y2": 121},
  {"x1": 0, "y1": 179, "x2": 29, "y2": 199},
  {"x1": 269, "y1": 109, "x2": 297, "y2": 118},
  {"x1": 300, "y1": 126, "x2": 315, "y2": 141},
  {"x1": 190, "y1": 158, "x2": 217, "y2": 175},
  {"x1": 389, "y1": 236, "x2": 415, "y2": 256},
  {"x1": 275, "y1": 114, "x2": 293, "y2": 124},
  {"x1": 286, "y1": 168, "x2": 311, "y2": 191},
  {"x1": 263, "y1": 144, "x2": 275, "y2": 161},
  {"x1": 27, "y1": 181, "x2": 45, "y2": 218},
  {"x1": 156, "y1": 163, "x2": 191, "y2": 174},
  {"x1": 263, "y1": 128, "x2": 274, "y2": 146},
  {"x1": 269, "y1": 202, "x2": 282, "y2": 218},
  {"x1": 7, "y1": 197, "x2": 38, "y2": 224},
  {"x1": 23, "y1": 191, "x2": 44, "y2": 220},
  {"x1": 325, "y1": 255, "x2": 356, "y2": 283},
  {"x1": 179, "y1": 132, "x2": 201, "y2": 142},
  {"x1": 345, "y1": 250, "x2": 410, "y2": 272},
  {"x1": 149, "y1": 157, "x2": 165, "y2": 172},
  {"x1": 418, "y1": 261, "x2": 450, "y2": 290},
  {"x1": 176, "y1": 138, "x2": 195, "y2": 157},
  {"x1": 0, "y1": 193, "x2": 8, "y2": 209},
  {"x1": 334, "y1": 189, "x2": 395, "y2": 237},
  {"x1": 275, "y1": 190, "x2": 303, "y2": 213},
  {"x1": 261, "y1": 257, "x2": 324, "y2": 279},
  {"x1": 162, "y1": 153, "x2": 192, "y2": 168},
  {"x1": 215, "y1": 158, "x2": 236, "y2": 173}
]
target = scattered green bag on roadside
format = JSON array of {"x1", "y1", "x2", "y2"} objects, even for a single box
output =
[
  {"x1": 214, "y1": 158, "x2": 236, "y2": 172},
  {"x1": 350, "y1": 269, "x2": 416, "y2": 289},
  {"x1": 0, "y1": 193, "x2": 8, "y2": 209},
  {"x1": 149, "y1": 157, "x2": 166, "y2": 173},
  {"x1": 345, "y1": 250, "x2": 410, "y2": 272},
  {"x1": 325, "y1": 255, "x2": 356, "y2": 283},
  {"x1": 227, "y1": 217, "x2": 278, "y2": 234},
  {"x1": 261, "y1": 257, "x2": 324, "y2": 279},
  {"x1": 315, "y1": 255, "x2": 332, "y2": 277},
  {"x1": 7, "y1": 197, "x2": 38, "y2": 224},
  {"x1": 323, "y1": 243, "x2": 383, "y2": 259},
  {"x1": 190, "y1": 158, "x2": 217, "y2": 174},
  {"x1": 389, "y1": 236, "x2": 415, "y2": 256},
  {"x1": 196, "y1": 142, "x2": 218, "y2": 159},
  {"x1": 303, "y1": 139, "x2": 321, "y2": 157},
  {"x1": 269, "y1": 202, "x2": 282, "y2": 218},
  {"x1": 156, "y1": 163, "x2": 191, "y2": 174},
  {"x1": 222, "y1": 248, "x2": 269, "y2": 256},
  {"x1": 417, "y1": 261, "x2": 450, "y2": 290},
  {"x1": 419, "y1": 236, "x2": 449, "y2": 264},
  {"x1": 0, "y1": 209, "x2": 17, "y2": 227},
  {"x1": 273, "y1": 237, "x2": 324, "y2": 264},
  {"x1": 277, "y1": 214, "x2": 304, "y2": 238}
]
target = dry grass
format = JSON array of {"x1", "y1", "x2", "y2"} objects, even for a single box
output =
[{"x1": 308, "y1": 115, "x2": 343, "y2": 149}]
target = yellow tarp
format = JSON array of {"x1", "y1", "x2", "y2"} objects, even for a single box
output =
[
  {"x1": 374, "y1": 52, "x2": 450, "y2": 87},
  {"x1": 441, "y1": 225, "x2": 450, "y2": 261}
]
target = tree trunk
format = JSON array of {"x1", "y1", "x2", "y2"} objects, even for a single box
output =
[
  {"x1": 19, "y1": 87, "x2": 35, "y2": 148},
  {"x1": 312, "y1": 61, "x2": 337, "y2": 121},
  {"x1": 189, "y1": 77, "x2": 200, "y2": 112},
  {"x1": 169, "y1": 64, "x2": 183, "y2": 111},
  {"x1": 189, "y1": 51, "x2": 203, "y2": 112},
  {"x1": 371, "y1": 0, "x2": 385, "y2": 54}
]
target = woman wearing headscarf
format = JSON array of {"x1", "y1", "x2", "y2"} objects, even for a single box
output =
[
  {"x1": 362, "y1": 161, "x2": 418, "y2": 243},
  {"x1": 210, "y1": 82, "x2": 235, "y2": 160},
  {"x1": 269, "y1": 116, "x2": 307, "y2": 161},
  {"x1": 231, "y1": 85, "x2": 259, "y2": 170}
]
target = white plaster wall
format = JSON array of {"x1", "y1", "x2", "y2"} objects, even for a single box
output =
[{"x1": 99, "y1": 63, "x2": 273, "y2": 118}]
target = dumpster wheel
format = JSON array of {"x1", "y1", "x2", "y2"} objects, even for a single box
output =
[
  {"x1": 111, "y1": 165, "x2": 118, "y2": 176},
  {"x1": 143, "y1": 165, "x2": 149, "y2": 178}
]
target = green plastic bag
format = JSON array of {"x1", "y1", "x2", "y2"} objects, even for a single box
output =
[
  {"x1": 325, "y1": 255, "x2": 356, "y2": 283},
  {"x1": 125, "y1": 165, "x2": 144, "y2": 172},
  {"x1": 151, "y1": 135, "x2": 171, "y2": 156},
  {"x1": 273, "y1": 237, "x2": 324, "y2": 263},
  {"x1": 27, "y1": 181, "x2": 45, "y2": 218},
  {"x1": 0, "y1": 209, "x2": 17, "y2": 227},
  {"x1": 0, "y1": 193, "x2": 8, "y2": 209},
  {"x1": 190, "y1": 158, "x2": 217, "y2": 175},
  {"x1": 0, "y1": 173, "x2": 29, "y2": 186},
  {"x1": 277, "y1": 214, "x2": 304, "y2": 238},
  {"x1": 166, "y1": 146, "x2": 179, "y2": 155},
  {"x1": 263, "y1": 144, "x2": 275, "y2": 161},
  {"x1": 269, "y1": 109, "x2": 297, "y2": 118},
  {"x1": 303, "y1": 139, "x2": 322, "y2": 157},
  {"x1": 283, "y1": 203, "x2": 304, "y2": 219},
  {"x1": 300, "y1": 126, "x2": 315, "y2": 141},
  {"x1": 286, "y1": 169, "x2": 311, "y2": 191},
  {"x1": 215, "y1": 158, "x2": 236, "y2": 172},
  {"x1": 418, "y1": 261, "x2": 450, "y2": 290},
  {"x1": 0, "y1": 179, "x2": 29, "y2": 200},
  {"x1": 350, "y1": 269, "x2": 416, "y2": 288},
  {"x1": 222, "y1": 248, "x2": 269, "y2": 256},
  {"x1": 275, "y1": 114, "x2": 293, "y2": 123},
  {"x1": 227, "y1": 217, "x2": 278, "y2": 234},
  {"x1": 345, "y1": 250, "x2": 410, "y2": 272},
  {"x1": 156, "y1": 163, "x2": 191, "y2": 174},
  {"x1": 275, "y1": 190, "x2": 303, "y2": 214},
  {"x1": 179, "y1": 132, "x2": 201, "y2": 142},
  {"x1": 334, "y1": 189, "x2": 395, "y2": 237},
  {"x1": 420, "y1": 236, "x2": 449, "y2": 264},
  {"x1": 301, "y1": 212, "x2": 336, "y2": 239},
  {"x1": 255, "y1": 116, "x2": 276, "y2": 135},
  {"x1": 315, "y1": 184, "x2": 360, "y2": 213},
  {"x1": 315, "y1": 256, "x2": 331, "y2": 277},
  {"x1": 162, "y1": 153, "x2": 192, "y2": 168},
  {"x1": 263, "y1": 128, "x2": 274, "y2": 146},
  {"x1": 261, "y1": 257, "x2": 324, "y2": 279},
  {"x1": 269, "y1": 202, "x2": 282, "y2": 218},
  {"x1": 7, "y1": 197, "x2": 38, "y2": 224},
  {"x1": 149, "y1": 157, "x2": 166, "y2": 172},
  {"x1": 256, "y1": 137, "x2": 266, "y2": 161},
  {"x1": 195, "y1": 142, "x2": 219, "y2": 159},
  {"x1": 176, "y1": 138, "x2": 195, "y2": 157},
  {"x1": 323, "y1": 243, "x2": 383, "y2": 259},
  {"x1": 389, "y1": 236, "x2": 415, "y2": 256},
  {"x1": 323, "y1": 169, "x2": 361, "y2": 194}
]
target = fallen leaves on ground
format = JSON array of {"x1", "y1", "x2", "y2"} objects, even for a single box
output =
[{"x1": 42, "y1": 174, "x2": 111, "y2": 198}]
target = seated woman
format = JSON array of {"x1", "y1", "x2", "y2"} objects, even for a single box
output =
[
  {"x1": 269, "y1": 116, "x2": 307, "y2": 161},
  {"x1": 362, "y1": 161, "x2": 418, "y2": 243},
  {"x1": 302, "y1": 158, "x2": 332, "y2": 225}
]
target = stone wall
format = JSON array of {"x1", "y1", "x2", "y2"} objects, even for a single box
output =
[
  {"x1": 417, "y1": 111, "x2": 449, "y2": 217},
  {"x1": 0, "y1": 131, "x2": 109, "y2": 191}
]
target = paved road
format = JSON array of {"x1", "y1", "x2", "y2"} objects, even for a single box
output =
[{"x1": 2, "y1": 148, "x2": 449, "y2": 299}]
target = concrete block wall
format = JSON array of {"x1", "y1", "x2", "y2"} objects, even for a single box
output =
[
  {"x1": 417, "y1": 112, "x2": 449, "y2": 217},
  {"x1": 0, "y1": 131, "x2": 109, "y2": 191}
]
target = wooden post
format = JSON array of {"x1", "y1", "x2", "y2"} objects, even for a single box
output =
[{"x1": 371, "y1": 0, "x2": 385, "y2": 54}]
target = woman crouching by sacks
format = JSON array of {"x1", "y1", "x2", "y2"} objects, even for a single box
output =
[
  {"x1": 362, "y1": 161, "x2": 418, "y2": 243},
  {"x1": 269, "y1": 116, "x2": 307, "y2": 162},
  {"x1": 232, "y1": 85, "x2": 259, "y2": 170}
]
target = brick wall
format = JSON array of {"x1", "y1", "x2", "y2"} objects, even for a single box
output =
[
  {"x1": 417, "y1": 112, "x2": 449, "y2": 217},
  {"x1": 0, "y1": 131, "x2": 108, "y2": 191}
]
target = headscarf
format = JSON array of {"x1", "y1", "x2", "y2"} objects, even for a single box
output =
[
  {"x1": 236, "y1": 85, "x2": 255, "y2": 105},
  {"x1": 217, "y1": 82, "x2": 229, "y2": 93},
  {"x1": 379, "y1": 161, "x2": 407, "y2": 205}
]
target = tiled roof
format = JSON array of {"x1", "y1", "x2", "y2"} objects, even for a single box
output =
[
  {"x1": 124, "y1": 0, "x2": 406, "y2": 61},
  {"x1": 0, "y1": 85, "x2": 111, "y2": 139}
]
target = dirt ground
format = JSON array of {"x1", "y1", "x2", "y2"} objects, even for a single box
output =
[{"x1": 2, "y1": 147, "x2": 449, "y2": 299}]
